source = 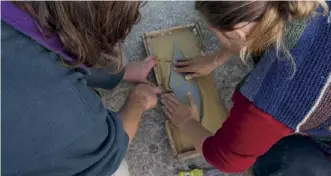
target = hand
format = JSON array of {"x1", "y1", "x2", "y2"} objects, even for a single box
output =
[
  {"x1": 173, "y1": 50, "x2": 231, "y2": 80},
  {"x1": 161, "y1": 92, "x2": 199, "y2": 129},
  {"x1": 129, "y1": 84, "x2": 161, "y2": 111},
  {"x1": 123, "y1": 56, "x2": 157, "y2": 84},
  {"x1": 120, "y1": 84, "x2": 160, "y2": 143},
  {"x1": 161, "y1": 92, "x2": 213, "y2": 154}
]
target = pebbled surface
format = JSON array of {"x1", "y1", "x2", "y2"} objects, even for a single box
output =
[{"x1": 100, "y1": 1, "x2": 252, "y2": 176}]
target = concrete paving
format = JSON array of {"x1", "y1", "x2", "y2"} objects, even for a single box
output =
[{"x1": 100, "y1": 1, "x2": 252, "y2": 176}]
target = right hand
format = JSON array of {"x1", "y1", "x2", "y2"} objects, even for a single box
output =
[
  {"x1": 173, "y1": 50, "x2": 231, "y2": 80},
  {"x1": 123, "y1": 56, "x2": 157, "y2": 85},
  {"x1": 129, "y1": 84, "x2": 161, "y2": 110},
  {"x1": 161, "y1": 92, "x2": 199, "y2": 130}
]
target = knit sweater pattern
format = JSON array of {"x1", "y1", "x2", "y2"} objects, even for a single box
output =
[{"x1": 239, "y1": 8, "x2": 331, "y2": 151}]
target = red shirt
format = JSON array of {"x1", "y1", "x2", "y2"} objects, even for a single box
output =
[{"x1": 202, "y1": 91, "x2": 293, "y2": 173}]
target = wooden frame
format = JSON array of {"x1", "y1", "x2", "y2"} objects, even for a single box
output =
[{"x1": 142, "y1": 23, "x2": 228, "y2": 160}]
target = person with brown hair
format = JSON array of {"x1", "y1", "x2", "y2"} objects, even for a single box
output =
[
  {"x1": 2, "y1": 1, "x2": 159, "y2": 176},
  {"x1": 162, "y1": 1, "x2": 331, "y2": 175}
]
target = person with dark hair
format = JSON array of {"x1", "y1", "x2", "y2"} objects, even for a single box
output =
[
  {"x1": 161, "y1": 1, "x2": 331, "y2": 175},
  {"x1": 2, "y1": 2, "x2": 159, "y2": 176}
]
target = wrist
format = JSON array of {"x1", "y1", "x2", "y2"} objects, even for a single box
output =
[
  {"x1": 119, "y1": 91, "x2": 145, "y2": 143},
  {"x1": 178, "y1": 118, "x2": 212, "y2": 154},
  {"x1": 212, "y1": 50, "x2": 232, "y2": 66},
  {"x1": 120, "y1": 98, "x2": 145, "y2": 119}
]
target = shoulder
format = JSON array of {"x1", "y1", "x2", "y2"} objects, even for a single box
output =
[
  {"x1": 1, "y1": 22, "x2": 124, "y2": 175},
  {"x1": 239, "y1": 13, "x2": 331, "y2": 130},
  {"x1": 1, "y1": 21, "x2": 105, "y2": 128}
]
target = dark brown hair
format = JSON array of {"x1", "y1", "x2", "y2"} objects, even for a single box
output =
[
  {"x1": 15, "y1": 1, "x2": 142, "y2": 69},
  {"x1": 196, "y1": 1, "x2": 328, "y2": 59}
]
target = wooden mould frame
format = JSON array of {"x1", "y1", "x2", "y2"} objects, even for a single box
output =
[
  {"x1": 142, "y1": 23, "x2": 227, "y2": 160},
  {"x1": 143, "y1": 23, "x2": 205, "y2": 87}
]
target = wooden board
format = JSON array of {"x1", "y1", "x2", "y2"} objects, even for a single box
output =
[{"x1": 143, "y1": 23, "x2": 228, "y2": 160}]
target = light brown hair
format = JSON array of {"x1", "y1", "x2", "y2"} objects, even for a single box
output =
[
  {"x1": 196, "y1": 1, "x2": 328, "y2": 60},
  {"x1": 15, "y1": 1, "x2": 142, "y2": 69}
]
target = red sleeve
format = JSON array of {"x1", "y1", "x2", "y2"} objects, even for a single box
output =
[{"x1": 202, "y1": 91, "x2": 293, "y2": 173}]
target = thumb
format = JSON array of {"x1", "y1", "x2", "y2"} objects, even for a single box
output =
[
  {"x1": 144, "y1": 56, "x2": 155, "y2": 61},
  {"x1": 187, "y1": 92, "x2": 199, "y2": 121},
  {"x1": 145, "y1": 56, "x2": 157, "y2": 68},
  {"x1": 148, "y1": 84, "x2": 161, "y2": 94},
  {"x1": 187, "y1": 92, "x2": 196, "y2": 107},
  {"x1": 185, "y1": 73, "x2": 200, "y2": 80}
]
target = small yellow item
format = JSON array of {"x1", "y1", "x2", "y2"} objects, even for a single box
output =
[
  {"x1": 185, "y1": 75, "x2": 191, "y2": 80},
  {"x1": 178, "y1": 169, "x2": 203, "y2": 176}
]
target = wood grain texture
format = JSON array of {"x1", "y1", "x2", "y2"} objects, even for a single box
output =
[{"x1": 143, "y1": 24, "x2": 228, "y2": 160}]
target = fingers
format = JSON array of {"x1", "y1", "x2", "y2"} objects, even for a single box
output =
[
  {"x1": 161, "y1": 93, "x2": 180, "y2": 116},
  {"x1": 187, "y1": 92, "x2": 196, "y2": 107},
  {"x1": 144, "y1": 56, "x2": 156, "y2": 61},
  {"x1": 185, "y1": 73, "x2": 200, "y2": 80},
  {"x1": 140, "y1": 83, "x2": 161, "y2": 94},
  {"x1": 145, "y1": 56, "x2": 157, "y2": 69},
  {"x1": 174, "y1": 60, "x2": 192, "y2": 67},
  {"x1": 162, "y1": 107, "x2": 172, "y2": 118},
  {"x1": 162, "y1": 93, "x2": 180, "y2": 105},
  {"x1": 161, "y1": 98, "x2": 175, "y2": 114},
  {"x1": 187, "y1": 92, "x2": 199, "y2": 121},
  {"x1": 173, "y1": 66, "x2": 193, "y2": 73},
  {"x1": 150, "y1": 85, "x2": 162, "y2": 94}
]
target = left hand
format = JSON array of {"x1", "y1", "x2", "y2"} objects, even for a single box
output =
[
  {"x1": 123, "y1": 56, "x2": 157, "y2": 84},
  {"x1": 161, "y1": 92, "x2": 199, "y2": 129}
]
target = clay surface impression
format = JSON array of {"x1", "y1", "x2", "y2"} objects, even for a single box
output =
[{"x1": 143, "y1": 24, "x2": 228, "y2": 160}]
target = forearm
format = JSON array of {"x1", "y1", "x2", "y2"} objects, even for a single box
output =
[
  {"x1": 211, "y1": 49, "x2": 233, "y2": 67},
  {"x1": 202, "y1": 91, "x2": 292, "y2": 172},
  {"x1": 119, "y1": 96, "x2": 145, "y2": 143},
  {"x1": 179, "y1": 119, "x2": 213, "y2": 154}
]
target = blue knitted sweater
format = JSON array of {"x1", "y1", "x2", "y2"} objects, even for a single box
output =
[{"x1": 239, "y1": 4, "x2": 331, "y2": 152}]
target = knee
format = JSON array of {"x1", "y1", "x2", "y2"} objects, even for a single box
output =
[{"x1": 253, "y1": 135, "x2": 331, "y2": 176}]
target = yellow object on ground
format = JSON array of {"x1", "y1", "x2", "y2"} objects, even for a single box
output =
[{"x1": 178, "y1": 169, "x2": 203, "y2": 176}]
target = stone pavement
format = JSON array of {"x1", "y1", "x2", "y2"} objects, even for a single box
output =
[{"x1": 100, "y1": 1, "x2": 252, "y2": 176}]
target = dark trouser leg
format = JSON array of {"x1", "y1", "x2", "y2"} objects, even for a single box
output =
[{"x1": 253, "y1": 135, "x2": 331, "y2": 176}]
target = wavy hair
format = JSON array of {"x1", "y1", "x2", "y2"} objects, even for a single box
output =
[
  {"x1": 15, "y1": 1, "x2": 142, "y2": 69},
  {"x1": 196, "y1": 1, "x2": 328, "y2": 61}
]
